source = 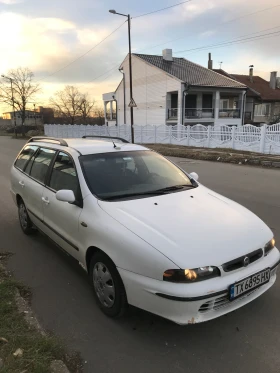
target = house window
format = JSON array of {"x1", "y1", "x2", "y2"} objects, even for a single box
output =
[
  {"x1": 254, "y1": 104, "x2": 270, "y2": 116},
  {"x1": 220, "y1": 100, "x2": 229, "y2": 110}
]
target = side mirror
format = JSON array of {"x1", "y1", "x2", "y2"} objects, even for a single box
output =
[
  {"x1": 56, "y1": 190, "x2": 76, "y2": 203},
  {"x1": 189, "y1": 172, "x2": 199, "y2": 181}
]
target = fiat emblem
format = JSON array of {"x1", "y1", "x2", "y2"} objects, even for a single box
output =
[{"x1": 243, "y1": 256, "x2": 250, "y2": 267}]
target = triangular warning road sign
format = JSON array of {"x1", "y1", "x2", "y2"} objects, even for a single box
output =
[{"x1": 128, "y1": 98, "x2": 137, "y2": 108}]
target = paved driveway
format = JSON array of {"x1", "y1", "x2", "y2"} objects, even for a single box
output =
[{"x1": 0, "y1": 137, "x2": 280, "y2": 373}]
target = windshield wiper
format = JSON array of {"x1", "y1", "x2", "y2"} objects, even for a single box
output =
[
  {"x1": 104, "y1": 185, "x2": 195, "y2": 200},
  {"x1": 154, "y1": 184, "x2": 195, "y2": 192}
]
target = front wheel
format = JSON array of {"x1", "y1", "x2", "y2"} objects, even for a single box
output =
[
  {"x1": 18, "y1": 200, "x2": 36, "y2": 235},
  {"x1": 89, "y1": 252, "x2": 128, "y2": 318}
]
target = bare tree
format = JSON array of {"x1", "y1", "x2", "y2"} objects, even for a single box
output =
[
  {"x1": 93, "y1": 106, "x2": 105, "y2": 126},
  {"x1": 50, "y1": 86, "x2": 95, "y2": 124},
  {"x1": 0, "y1": 67, "x2": 40, "y2": 134}
]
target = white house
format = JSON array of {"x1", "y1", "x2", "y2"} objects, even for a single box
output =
[{"x1": 103, "y1": 49, "x2": 247, "y2": 127}]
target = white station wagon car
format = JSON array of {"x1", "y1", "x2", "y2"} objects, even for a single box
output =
[{"x1": 10, "y1": 136, "x2": 279, "y2": 324}]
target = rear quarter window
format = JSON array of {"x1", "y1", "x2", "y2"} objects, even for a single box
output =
[{"x1": 14, "y1": 145, "x2": 38, "y2": 171}]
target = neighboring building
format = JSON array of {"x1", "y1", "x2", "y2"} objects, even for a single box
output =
[
  {"x1": 213, "y1": 65, "x2": 280, "y2": 124},
  {"x1": 103, "y1": 49, "x2": 247, "y2": 127},
  {"x1": 2, "y1": 106, "x2": 54, "y2": 125}
]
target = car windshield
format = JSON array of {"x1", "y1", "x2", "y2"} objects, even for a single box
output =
[{"x1": 80, "y1": 150, "x2": 195, "y2": 201}]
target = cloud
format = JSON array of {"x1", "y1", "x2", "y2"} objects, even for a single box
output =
[
  {"x1": 199, "y1": 30, "x2": 217, "y2": 38},
  {"x1": 0, "y1": 0, "x2": 22, "y2": 3}
]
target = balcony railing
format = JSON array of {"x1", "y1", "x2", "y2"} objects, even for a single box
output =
[
  {"x1": 167, "y1": 108, "x2": 178, "y2": 119},
  {"x1": 219, "y1": 109, "x2": 241, "y2": 118},
  {"x1": 185, "y1": 108, "x2": 214, "y2": 119},
  {"x1": 106, "y1": 113, "x2": 117, "y2": 120}
]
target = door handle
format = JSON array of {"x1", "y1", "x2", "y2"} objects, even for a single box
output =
[
  {"x1": 19, "y1": 181, "x2": 25, "y2": 188},
  {"x1": 42, "y1": 197, "x2": 50, "y2": 205}
]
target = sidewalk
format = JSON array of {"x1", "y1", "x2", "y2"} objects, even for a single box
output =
[{"x1": 147, "y1": 144, "x2": 280, "y2": 168}]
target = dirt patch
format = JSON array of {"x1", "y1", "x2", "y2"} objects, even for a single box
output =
[
  {"x1": 0, "y1": 260, "x2": 82, "y2": 373},
  {"x1": 146, "y1": 144, "x2": 280, "y2": 168}
]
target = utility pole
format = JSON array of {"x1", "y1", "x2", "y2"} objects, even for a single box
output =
[{"x1": 109, "y1": 10, "x2": 135, "y2": 143}]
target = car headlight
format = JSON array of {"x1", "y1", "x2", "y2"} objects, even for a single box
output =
[
  {"x1": 163, "y1": 266, "x2": 220, "y2": 283},
  {"x1": 265, "y1": 238, "x2": 276, "y2": 256}
]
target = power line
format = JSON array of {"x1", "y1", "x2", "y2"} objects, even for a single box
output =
[
  {"x1": 174, "y1": 29, "x2": 280, "y2": 54},
  {"x1": 36, "y1": 20, "x2": 127, "y2": 83},
  {"x1": 223, "y1": 4, "x2": 280, "y2": 24},
  {"x1": 134, "y1": 4, "x2": 280, "y2": 53},
  {"x1": 133, "y1": 0, "x2": 192, "y2": 19}
]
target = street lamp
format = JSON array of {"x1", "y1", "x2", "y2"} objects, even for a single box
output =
[
  {"x1": 109, "y1": 9, "x2": 134, "y2": 143},
  {"x1": 1, "y1": 74, "x2": 17, "y2": 137}
]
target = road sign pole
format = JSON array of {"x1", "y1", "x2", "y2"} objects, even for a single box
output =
[{"x1": 128, "y1": 15, "x2": 134, "y2": 143}]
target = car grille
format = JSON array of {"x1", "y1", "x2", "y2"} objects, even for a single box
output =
[
  {"x1": 199, "y1": 289, "x2": 258, "y2": 313},
  {"x1": 222, "y1": 249, "x2": 263, "y2": 272},
  {"x1": 199, "y1": 265, "x2": 278, "y2": 314}
]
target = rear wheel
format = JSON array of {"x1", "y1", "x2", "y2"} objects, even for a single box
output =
[
  {"x1": 89, "y1": 252, "x2": 128, "y2": 318},
  {"x1": 18, "y1": 199, "x2": 36, "y2": 235}
]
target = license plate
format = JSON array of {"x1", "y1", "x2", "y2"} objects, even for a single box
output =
[{"x1": 229, "y1": 268, "x2": 270, "y2": 301}]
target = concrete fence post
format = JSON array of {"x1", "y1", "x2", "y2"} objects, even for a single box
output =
[
  {"x1": 154, "y1": 125, "x2": 157, "y2": 144},
  {"x1": 169, "y1": 126, "x2": 172, "y2": 144},
  {"x1": 207, "y1": 126, "x2": 211, "y2": 148},
  {"x1": 140, "y1": 126, "x2": 143, "y2": 143},
  {"x1": 231, "y1": 126, "x2": 236, "y2": 149},
  {"x1": 186, "y1": 125, "x2": 190, "y2": 146},
  {"x1": 260, "y1": 124, "x2": 267, "y2": 153}
]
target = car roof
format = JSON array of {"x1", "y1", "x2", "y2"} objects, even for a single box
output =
[{"x1": 29, "y1": 138, "x2": 149, "y2": 156}]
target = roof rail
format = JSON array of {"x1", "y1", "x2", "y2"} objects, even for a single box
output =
[
  {"x1": 82, "y1": 135, "x2": 130, "y2": 143},
  {"x1": 27, "y1": 137, "x2": 68, "y2": 147}
]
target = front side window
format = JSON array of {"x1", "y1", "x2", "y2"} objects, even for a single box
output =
[
  {"x1": 80, "y1": 151, "x2": 194, "y2": 201},
  {"x1": 28, "y1": 148, "x2": 56, "y2": 183},
  {"x1": 14, "y1": 145, "x2": 38, "y2": 171},
  {"x1": 49, "y1": 152, "x2": 79, "y2": 197}
]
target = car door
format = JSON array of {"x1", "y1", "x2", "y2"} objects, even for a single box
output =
[
  {"x1": 11, "y1": 145, "x2": 38, "y2": 203},
  {"x1": 24, "y1": 147, "x2": 56, "y2": 230},
  {"x1": 42, "y1": 151, "x2": 83, "y2": 260}
]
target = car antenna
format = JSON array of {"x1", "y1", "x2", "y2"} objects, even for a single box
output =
[{"x1": 105, "y1": 125, "x2": 119, "y2": 149}]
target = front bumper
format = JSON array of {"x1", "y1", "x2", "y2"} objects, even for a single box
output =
[{"x1": 119, "y1": 248, "x2": 280, "y2": 325}]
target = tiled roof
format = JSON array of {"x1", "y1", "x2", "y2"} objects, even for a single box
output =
[
  {"x1": 133, "y1": 54, "x2": 246, "y2": 89},
  {"x1": 213, "y1": 69, "x2": 280, "y2": 101}
]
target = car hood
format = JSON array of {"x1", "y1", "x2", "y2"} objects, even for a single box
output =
[{"x1": 98, "y1": 186, "x2": 272, "y2": 269}]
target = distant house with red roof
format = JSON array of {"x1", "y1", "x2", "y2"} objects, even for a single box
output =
[{"x1": 213, "y1": 66, "x2": 280, "y2": 124}]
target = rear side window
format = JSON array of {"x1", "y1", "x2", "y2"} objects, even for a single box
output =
[
  {"x1": 14, "y1": 145, "x2": 38, "y2": 171},
  {"x1": 49, "y1": 152, "x2": 79, "y2": 196},
  {"x1": 29, "y1": 148, "x2": 56, "y2": 183}
]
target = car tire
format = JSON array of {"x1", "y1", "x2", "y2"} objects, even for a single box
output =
[
  {"x1": 18, "y1": 199, "x2": 36, "y2": 235},
  {"x1": 89, "y1": 252, "x2": 128, "y2": 318}
]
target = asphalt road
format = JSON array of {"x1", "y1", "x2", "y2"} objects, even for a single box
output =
[{"x1": 1, "y1": 137, "x2": 280, "y2": 373}]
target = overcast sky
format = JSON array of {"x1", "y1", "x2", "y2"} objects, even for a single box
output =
[{"x1": 1, "y1": 0, "x2": 280, "y2": 111}]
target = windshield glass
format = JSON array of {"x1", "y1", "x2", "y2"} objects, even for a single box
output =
[{"x1": 80, "y1": 150, "x2": 194, "y2": 201}]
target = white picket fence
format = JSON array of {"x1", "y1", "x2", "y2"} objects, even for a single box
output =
[{"x1": 44, "y1": 123, "x2": 280, "y2": 155}]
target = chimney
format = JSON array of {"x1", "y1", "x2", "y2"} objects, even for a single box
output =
[
  {"x1": 208, "y1": 53, "x2": 213, "y2": 70},
  {"x1": 270, "y1": 71, "x2": 277, "y2": 89},
  {"x1": 249, "y1": 65, "x2": 254, "y2": 83},
  {"x1": 162, "y1": 49, "x2": 173, "y2": 61}
]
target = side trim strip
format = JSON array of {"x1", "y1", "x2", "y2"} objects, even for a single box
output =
[
  {"x1": 156, "y1": 290, "x2": 228, "y2": 302},
  {"x1": 27, "y1": 209, "x2": 79, "y2": 251}
]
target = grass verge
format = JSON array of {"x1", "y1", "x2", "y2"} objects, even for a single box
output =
[{"x1": 0, "y1": 258, "x2": 81, "y2": 373}]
